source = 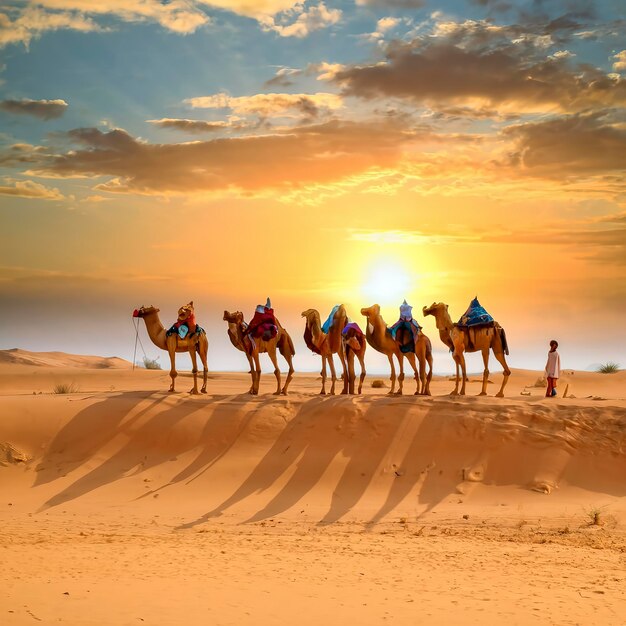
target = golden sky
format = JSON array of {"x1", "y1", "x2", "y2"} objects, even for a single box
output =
[{"x1": 0, "y1": 0, "x2": 624, "y2": 372}]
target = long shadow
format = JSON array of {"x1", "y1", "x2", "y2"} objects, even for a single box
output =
[
  {"x1": 318, "y1": 399, "x2": 419, "y2": 524},
  {"x1": 39, "y1": 393, "x2": 213, "y2": 510},
  {"x1": 34, "y1": 391, "x2": 166, "y2": 487},
  {"x1": 178, "y1": 395, "x2": 374, "y2": 529},
  {"x1": 134, "y1": 395, "x2": 266, "y2": 500}
]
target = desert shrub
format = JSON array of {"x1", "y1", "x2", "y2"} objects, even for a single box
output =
[
  {"x1": 143, "y1": 356, "x2": 162, "y2": 370},
  {"x1": 371, "y1": 379, "x2": 387, "y2": 388},
  {"x1": 597, "y1": 362, "x2": 620, "y2": 374},
  {"x1": 53, "y1": 382, "x2": 79, "y2": 394}
]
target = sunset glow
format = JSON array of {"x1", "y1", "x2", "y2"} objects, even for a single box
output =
[{"x1": 0, "y1": 0, "x2": 624, "y2": 373}]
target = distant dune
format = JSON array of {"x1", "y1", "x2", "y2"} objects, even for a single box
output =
[{"x1": 0, "y1": 348, "x2": 132, "y2": 369}]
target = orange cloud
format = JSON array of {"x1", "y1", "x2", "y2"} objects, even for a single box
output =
[
  {"x1": 258, "y1": 2, "x2": 341, "y2": 38},
  {"x1": 334, "y1": 41, "x2": 626, "y2": 114},
  {"x1": 184, "y1": 92, "x2": 343, "y2": 118},
  {"x1": 0, "y1": 179, "x2": 64, "y2": 200},
  {"x1": 0, "y1": 98, "x2": 68, "y2": 119},
  {"x1": 20, "y1": 120, "x2": 416, "y2": 194},
  {"x1": 503, "y1": 112, "x2": 626, "y2": 177},
  {"x1": 0, "y1": 7, "x2": 101, "y2": 49},
  {"x1": 146, "y1": 118, "x2": 231, "y2": 133}
]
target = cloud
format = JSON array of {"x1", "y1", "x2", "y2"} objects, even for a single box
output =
[
  {"x1": 196, "y1": 0, "x2": 301, "y2": 18},
  {"x1": 264, "y1": 67, "x2": 302, "y2": 88},
  {"x1": 504, "y1": 112, "x2": 626, "y2": 177},
  {"x1": 184, "y1": 92, "x2": 343, "y2": 118},
  {"x1": 0, "y1": 179, "x2": 64, "y2": 200},
  {"x1": 613, "y1": 50, "x2": 626, "y2": 72},
  {"x1": 0, "y1": 98, "x2": 68, "y2": 119},
  {"x1": 355, "y1": 0, "x2": 425, "y2": 7},
  {"x1": 11, "y1": 1, "x2": 209, "y2": 36},
  {"x1": 259, "y1": 2, "x2": 341, "y2": 38},
  {"x1": 147, "y1": 118, "x2": 231, "y2": 133},
  {"x1": 332, "y1": 39, "x2": 626, "y2": 114},
  {"x1": 14, "y1": 120, "x2": 418, "y2": 195},
  {"x1": 0, "y1": 7, "x2": 102, "y2": 49}
]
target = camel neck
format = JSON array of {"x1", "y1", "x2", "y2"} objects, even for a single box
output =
[
  {"x1": 228, "y1": 321, "x2": 245, "y2": 348},
  {"x1": 142, "y1": 312, "x2": 167, "y2": 351}
]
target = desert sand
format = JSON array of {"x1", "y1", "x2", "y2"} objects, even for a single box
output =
[{"x1": 1, "y1": 349, "x2": 625, "y2": 625}]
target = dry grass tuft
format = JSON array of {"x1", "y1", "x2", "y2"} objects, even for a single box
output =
[
  {"x1": 371, "y1": 379, "x2": 387, "y2": 388},
  {"x1": 53, "y1": 382, "x2": 79, "y2": 394}
]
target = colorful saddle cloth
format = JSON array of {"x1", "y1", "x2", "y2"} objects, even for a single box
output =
[
  {"x1": 457, "y1": 297, "x2": 494, "y2": 327},
  {"x1": 389, "y1": 318, "x2": 421, "y2": 353},
  {"x1": 247, "y1": 309, "x2": 278, "y2": 340},
  {"x1": 321, "y1": 305, "x2": 341, "y2": 334},
  {"x1": 342, "y1": 322, "x2": 364, "y2": 338},
  {"x1": 166, "y1": 323, "x2": 205, "y2": 338}
]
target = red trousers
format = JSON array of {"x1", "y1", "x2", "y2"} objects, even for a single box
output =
[{"x1": 546, "y1": 377, "x2": 557, "y2": 397}]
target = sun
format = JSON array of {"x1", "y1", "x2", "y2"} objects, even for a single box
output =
[{"x1": 361, "y1": 260, "x2": 412, "y2": 306}]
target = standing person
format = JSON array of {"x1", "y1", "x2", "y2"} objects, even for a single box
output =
[{"x1": 545, "y1": 340, "x2": 561, "y2": 397}]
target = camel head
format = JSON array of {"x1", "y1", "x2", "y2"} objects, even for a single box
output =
[
  {"x1": 422, "y1": 302, "x2": 447, "y2": 318},
  {"x1": 360, "y1": 304, "x2": 380, "y2": 320},
  {"x1": 223, "y1": 310, "x2": 244, "y2": 324},
  {"x1": 301, "y1": 308, "x2": 318, "y2": 323},
  {"x1": 133, "y1": 305, "x2": 159, "y2": 318},
  {"x1": 177, "y1": 301, "x2": 194, "y2": 322}
]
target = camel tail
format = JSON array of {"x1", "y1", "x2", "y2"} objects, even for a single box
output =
[{"x1": 499, "y1": 326, "x2": 509, "y2": 356}]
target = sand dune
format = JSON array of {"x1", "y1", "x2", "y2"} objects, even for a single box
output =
[
  {"x1": 1, "y1": 355, "x2": 625, "y2": 624},
  {"x1": 0, "y1": 348, "x2": 132, "y2": 369}
]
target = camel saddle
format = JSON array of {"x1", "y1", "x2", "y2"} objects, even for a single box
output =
[
  {"x1": 388, "y1": 318, "x2": 421, "y2": 354},
  {"x1": 457, "y1": 297, "x2": 494, "y2": 327},
  {"x1": 246, "y1": 309, "x2": 278, "y2": 341}
]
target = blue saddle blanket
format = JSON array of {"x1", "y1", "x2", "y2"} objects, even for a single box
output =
[
  {"x1": 389, "y1": 319, "x2": 421, "y2": 353},
  {"x1": 458, "y1": 298, "x2": 494, "y2": 327},
  {"x1": 166, "y1": 324, "x2": 205, "y2": 338},
  {"x1": 321, "y1": 305, "x2": 341, "y2": 334}
]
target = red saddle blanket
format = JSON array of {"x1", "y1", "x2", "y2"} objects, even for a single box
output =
[{"x1": 246, "y1": 309, "x2": 278, "y2": 340}]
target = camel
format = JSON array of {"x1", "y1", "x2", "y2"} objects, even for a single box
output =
[
  {"x1": 422, "y1": 302, "x2": 511, "y2": 397},
  {"x1": 222, "y1": 310, "x2": 295, "y2": 395},
  {"x1": 133, "y1": 303, "x2": 208, "y2": 394},
  {"x1": 361, "y1": 304, "x2": 433, "y2": 395},
  {"x1": 342, "y1": 322, "x2": 367, "y2": 394},
  {"x1": 301, "y1": 306, "x2": 348, "y2": 395}
]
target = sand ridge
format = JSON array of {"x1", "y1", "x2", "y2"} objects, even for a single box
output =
[{"x1": 1, "y1": 356, "x2": 625, "y2": 624}]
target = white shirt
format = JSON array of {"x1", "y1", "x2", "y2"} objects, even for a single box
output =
[{"x1": 545, "y1": 350, "x2": 561, "y2": 378}]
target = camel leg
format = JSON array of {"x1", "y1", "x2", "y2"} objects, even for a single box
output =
[
  {"x1": 267, "y1": 344, "x2": 281, "y2": 395},
  {"x1": 320, "y1": 355, "x2": 327, "y2": 395},
  {"x1": 338, "y1": 345, "x2": 348, "y2": 395},
  {"x1": 424, "y1": 351, "x2": 433, "y2": 396},
  {"x1": 252, "y1": 352, "x2": 261, "y2": 395},
  {"x1": 479, "y1": 348, "x2": 489, "y2": 396},
  {"x1": 357, "y1": 352, "x2": 366, "y2": 394},
  {"x1": 328, "y1": 353, "x2": 338, "y2": 395},
  {"x1": 404, "y1": 353, "x2": 420, "y2": 395},
  {"x1": 395, "y1": 354, "x2": 405, "y2": 395},
  {"x1": 167, "y1": 341, "x2": 177, "y2": 393},
  {"x1": 247, "y1": 355, "x2": 255, "y2": 394},
  {"x1": 450, "y1": 354, "x2": 461, "y2": 396},
  {"x1": 280, "y1": 354, "x2": 294, "y2": 395},
  {"x1": 493, "y1": 350, "x2": 511, "y2": 398},
  {"x1": 347, "y1": 351, "x2": 356, "y2": 395},
  {"x1": 387, "y1": 355, "x2": 396, "y2": 395},
  {"x1": 457, "y1": 352, "x2": 468, "y2": 396},
  {"x1": 198, "y1": 341, "x2": 208, "y2": 394},
  {"x1": 188, "y1": 347, "x2": 199, "y2": 395}
]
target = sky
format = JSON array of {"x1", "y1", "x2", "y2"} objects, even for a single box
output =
[{"x1": 0, "y1": 0, "x2": 625, "y2": 374}]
